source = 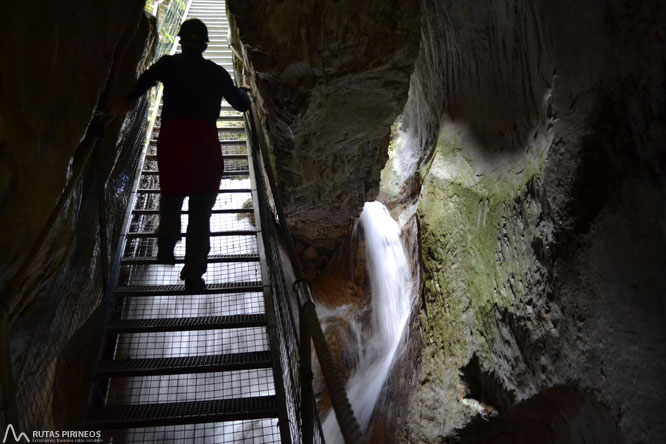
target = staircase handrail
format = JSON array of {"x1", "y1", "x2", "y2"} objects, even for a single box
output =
[{"x1": 233, "y1": 47, "x2": 364, "y2": 443}]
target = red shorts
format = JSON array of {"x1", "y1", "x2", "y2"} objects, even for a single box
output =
[{"x1": 156, "y1": 119, "x2": 223, "y2": 196}]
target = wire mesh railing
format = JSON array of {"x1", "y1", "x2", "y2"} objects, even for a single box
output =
[
  {"x1": 0, "y1": 97, "x2": 150, "y2": 432},
  {"x1": 0, "y1": 1, "x2": 191, "y2": 433},
  {"x1": 242, "y1": 93, "x2": 363, "y2": 442},
  {"x1": 153, "y1": 0, "x2": 190, "y2": 62}
]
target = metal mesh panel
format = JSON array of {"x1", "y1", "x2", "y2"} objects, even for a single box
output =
[
  {"x1": 10, "y1": 98, "x2": 150, "y2": 433},
  {"x1": 105, "y1": 369, "x2": 275, "y2": 405},
  {"x1": 113, "y1": 327, "x2": 270, "y2": 360},
  {"x1": 153, "y1": 0, "x2": 189, "y2": 61},
  {"x1": 103, "y1": 419, "x2": 280, "y2": 443},
  {"x1": 117, "y1": 262, "x2": 261, "y2": 287},
  {"x1": 247, "y1": 118, "x2": 326, "y2": 443},
  {"x1": 114, "y1": 292, "x2": 264, "y2": 320}
]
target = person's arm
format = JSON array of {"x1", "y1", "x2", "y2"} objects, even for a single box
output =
[
  {"x1": 108, "y1": 56, "x2": 169, "y2": 115},
  {"x1": 219, "y1": 67, "x2": 251, "y2": 112}
]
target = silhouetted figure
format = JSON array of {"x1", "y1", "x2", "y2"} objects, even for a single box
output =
[{"x1": 111, "y1": 18, "x2": 251, "y2": 292}]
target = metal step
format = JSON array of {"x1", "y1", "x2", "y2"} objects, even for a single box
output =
[
  {"x1": 97, "y1": 351, "x2": 272, "y2": 377},
  {"x1": 120, "y1": 253, "x2": 259, "y2": 266},
  {"x1": 148, "y1": 138, "x2": 246, "y2": 146},
  {"x1": 115, "y1": 282, "x2": 264, "y2": 297},
  {"x1": 151, "y1": 126, "x2": 245, "y2": 135},
  {"x1": 140, "y1": 170, "x2": 248, "y2": 177},
  {"x1": 126, "y1": 230, "x2": 255, "y2": 239},
  {"x1": 135, "y1": 188, "x2": 251, "y2": 194},
  {"x1": 106, "y1": 313, "x2": 266, "y2": 333},
  {"x1": 144, "y1": 153, "x2": 247, "y2": 161},
  {"x1": 87, "y1": 396, "x2": 278, "y2": 429},
  {"x1": 131, "y1": 207, "x2": 251, "y2": 215}
]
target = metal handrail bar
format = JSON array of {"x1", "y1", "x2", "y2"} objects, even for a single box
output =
[{"x1": 240, "y1": 78, "x2": 363, "y2": 442}]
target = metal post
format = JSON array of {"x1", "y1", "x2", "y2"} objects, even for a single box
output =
[{"x1": 299, "y1": 304, "x2": 314, "y2": 444}]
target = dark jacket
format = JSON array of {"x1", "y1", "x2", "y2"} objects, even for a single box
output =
[{"x1": 128, "y1": 51, "x2": 250, "y2": 124}]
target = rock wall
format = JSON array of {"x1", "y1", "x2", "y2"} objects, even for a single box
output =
[
  {"x1": 0, "y1": 1, "x2": 156, "y2": 430},
  {"x1": 393, "y1": 1, "x2": 666, "y2": 443},
  {"x1": 227, "y1": 0, "x2": 421, "y2": 261},
  {"x1": 228, "y1": 0, "x2": 665, "y2": 442}
]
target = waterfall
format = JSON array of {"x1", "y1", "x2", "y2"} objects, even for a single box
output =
[{"x1": 323, "y1": 201, "x2": 413, "y2": 442}]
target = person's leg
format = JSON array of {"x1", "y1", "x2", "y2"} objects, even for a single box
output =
[
  {"x1": 180, "y1": 193, "x2": 217, "y2": 289},
  {"x1": 157, "y1": 194, "x2": 185, "y2": 264}
]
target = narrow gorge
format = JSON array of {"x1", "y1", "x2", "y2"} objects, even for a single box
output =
[{"x1": 1, "y1": 0, "x2": 664, "y2": 443}]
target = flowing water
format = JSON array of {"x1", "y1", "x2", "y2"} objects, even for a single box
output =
[{"x1": 323, "y1": 201, "x2": 413, "y2": 442}]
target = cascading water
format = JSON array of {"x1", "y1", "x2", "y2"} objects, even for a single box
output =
[{"x1": 323, "y1": 201, "x2": 413, "y2": 442}]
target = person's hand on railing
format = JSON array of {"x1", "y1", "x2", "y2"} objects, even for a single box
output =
[{"x1": 239, "y1": 85, "x2": 256, "y2": 103}]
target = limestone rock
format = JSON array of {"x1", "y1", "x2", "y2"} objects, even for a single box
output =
[
  {"x1": 228, "y1": 0, "x2": 421, "y2": 256},
  {"x1": 395, "y1": 1, "x2": 666, "y2": 443},
  {"x1": 0, "y1": 2, "x2": 156, "y2": 429}
]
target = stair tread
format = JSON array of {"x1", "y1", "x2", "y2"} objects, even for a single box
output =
[
  {"x1": 107, "y1": 313, "x2": 266, "y2": 333},
  {"x1": 97, "y1": 351, "x2": 272, "y2": 377},
  {"x1": 121, "y1": 253, "x2": 259, "y2": 265},
  {"x1": 135, "y1": 188, "x2": 251, "y2": 193},
  {"x1": 141, "y1": 170, "x2": 248, "y2": 177},
  {"x1": 87, "y1": 396, "x2": 278, "y2": 429},
  {"x1": 144, "y1": 154, "x2": 247, "y2": 161},
  {"x1": 126, "y1": 230, "x2": 255, "y2": 238},
  {"x1": 114, "y1": 281, "x2": 263, "y2": 297},
  {"x1": 131, "y1": 207, "x2": 252, "y2": 215}
]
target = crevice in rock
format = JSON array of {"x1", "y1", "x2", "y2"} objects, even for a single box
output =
[
  {"x1": 459, "y1": 354, "x2": 514, "y2": 414},
  {"x1": 454, "y1": 387, "x2": 625, "y2": 444}
]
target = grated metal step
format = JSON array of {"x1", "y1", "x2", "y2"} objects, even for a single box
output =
[
  {"x1": 115, "y1": 281, "x2": 263, "y2": 297},
  {"x1": 140, "y1": 171, "x2": 248, "y2": 177},
  {"x1": 131, "y1": 207, "x2": 252, "y2": 215},
  {"x1": 120, "y1": 253, "x2": 260, "y2": 266},
  {"x1": 135, "y1": 188, "x2": 251, "y2": 194},
  {"x1": 144, "y1": 154, "x2": 247, "y2": 162},
  {"x1": 97, "y1": 351, "x2": 272, "y2": 377},
  {"x1": 107, "y1": 313, "x2": 266, "y2": 333},
  {"x1": 126, "y1": 230, "x2": 256, "y2": 238},
  {"x1": 87, "y1": 396, "x2": 278, "y2": 429}
]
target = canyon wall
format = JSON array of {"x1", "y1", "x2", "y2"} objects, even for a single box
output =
[
  {"x1": 390, "y1": 1, "x2": 665, "y2": 442},
  {"x1": 0, "y1": 1, "x2": 156, "y2": 429},
  {"x1": 227, "y1": 0, "x2": 421, "y2": 261},
  {"x1": 230, "y1": 0, "x2": 665, "y2": 442}
]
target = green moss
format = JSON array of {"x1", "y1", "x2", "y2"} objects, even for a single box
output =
[{"x1": 417, "y1": 126, "x2": 548, "y2": 392}]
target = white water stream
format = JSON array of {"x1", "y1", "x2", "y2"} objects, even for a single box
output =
[{"x1": 323, "y1": 201, "x2": 413, "y2": 442}]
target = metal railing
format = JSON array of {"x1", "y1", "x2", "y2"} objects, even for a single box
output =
[
  {"x1": 236, "y1": 60, "x2": 364, "y2": 443},
  {"x1": 0, "y1": 1, "x2": 190, "y2": 432},
  {"x1": 153, "y1": 0, "x2": 190, "y2": 62}
]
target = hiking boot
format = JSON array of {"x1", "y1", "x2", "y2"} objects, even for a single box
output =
[{"x1": 184, "y1": 277, "x2": 206, "y2": 293}]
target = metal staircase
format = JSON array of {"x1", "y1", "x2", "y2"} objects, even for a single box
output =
[{"x1": 85, "y1": 1, "x2": 289, "y2": 442}]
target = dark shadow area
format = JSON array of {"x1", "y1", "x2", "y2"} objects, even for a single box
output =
[{"x1": 455, "y1": 386, "x2": 625, "y2": 444}]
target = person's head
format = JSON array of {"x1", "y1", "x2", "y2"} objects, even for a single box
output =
[{"x1": 178, "y1": 18, "x2": 209, "y2": 53}]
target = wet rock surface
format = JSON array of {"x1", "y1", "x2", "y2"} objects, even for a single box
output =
[
  {"x1": 1, "y1": 1, "x2": 155, "y2": 429},
  {"x1": 227, "y1": 0, "x2": 421, "y2": 256},
  {"x1": 397, "y1": 1, "x2": 666, "y2": 443},
  {"x1": 229, "y1": 0, "x2": 665, "y2": 442}
]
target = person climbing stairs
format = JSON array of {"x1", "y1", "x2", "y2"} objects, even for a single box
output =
[{"x1": 85, "y1": 1, "x2": 289, "y2": 442}]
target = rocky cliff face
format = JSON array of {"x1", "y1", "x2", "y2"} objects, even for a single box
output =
[
  {"x1": 390, "y1": 1, "x2": 665, "y2": 443},
  {"x1": 0, "y1": 1, "x2": 155, "y2": 429},
  {"x1": 227, "y1": 0, "x2": 421, "y2": 261},
  {"x1": 230, "y1": 0, "x2": 666, "y2": 443}
]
